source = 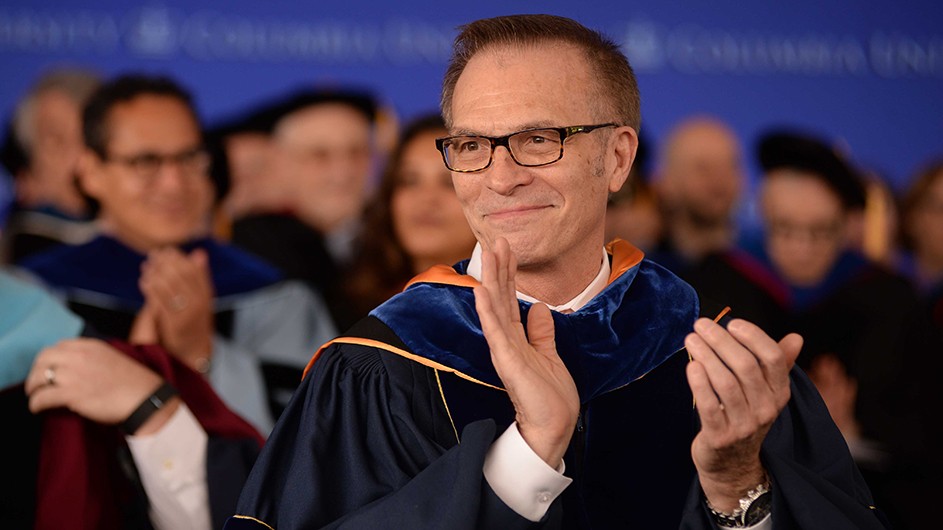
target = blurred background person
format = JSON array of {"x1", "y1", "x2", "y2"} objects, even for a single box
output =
[
  {"x1": 649, "y1": 116, "x2": 745, "y2": 279},
  {"x1": 899, "y1": 159, "x2": 943, "y2": 305},
  {"x1": 204, "y1": 98, "x2": 286, "y2": 240},
  {"x1": 604, "y1": 131, "x2": 662, "y2": 251},
  {"x1": 19, "y1": 74, "x2": 335, "y2": 435},
  {"x1": 688, "y1": 129, "x2": 939, "y2": 529},
  {"x1": 345, "y1": 113, "x2": 477, "y2": 319},
  {"x1": 1, "y1": 69, "x2": 101, "y2": 263},
  {"x1": 231, "y1": 89, "x2": 379, "y2": 330}
]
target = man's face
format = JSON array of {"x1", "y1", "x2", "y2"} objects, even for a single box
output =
[
  {"x1": 79, "y1": 94, "x2": 213, "y2": 252},
  {"x1": 273, "y1": 103, "x2": 374, "y2": 232},
  {"x1": 660, "y1": 121, "x2": 743, "y2": 224},
  {"x1": 448, "y1": 43, "x2": 634, "y2": 272},
  {"x1": 20, "y1": 89, "x2": 86, "y2": 211},
  {"x1": 908, "y1": 171, "x2": 943, "y2": 267},
  {"x1": 761, "y1": 170, "x2": 847, "y2": 287}
]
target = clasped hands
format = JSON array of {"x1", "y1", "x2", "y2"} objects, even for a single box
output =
[
  {"x1": 131, "y1": 247, "x2": 215, "y2": 372},
  {"x1": 474, "y1": 238, "x2": 803, "y2": 512}
]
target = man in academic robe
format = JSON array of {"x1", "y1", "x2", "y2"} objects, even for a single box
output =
[
  {"x1": 227, "y1": 15, "x2": 888, "y2": 530},
  {"x1": 230, "y1": 89, "x2": 380, "y2": 330},
  {"x1": 19, "y1": 75, "x2": 337, "y2": 435},
  {"x1": 688, "y1": 131, "x2": 942, "y2": 528}
]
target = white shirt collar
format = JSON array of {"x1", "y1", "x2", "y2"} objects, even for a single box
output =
[{"x1": 465, "y1": 243, "x2": 611, "y2": 313}]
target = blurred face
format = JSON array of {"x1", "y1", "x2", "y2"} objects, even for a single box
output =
[
  {"x1": 660, "y1": 120, "x2": 743, "y2": 223},
  {"x1": 391, "y1": 129, "x2": 477, "y2": 271},
  {"x1": 20, "y1": 89, "x2": 87, "y2": 213},
  {"x1": 908, "y1": 170, "x2": 943, "y2": 268},
  {"x1": 448, "y1": 43, "x2": 635, "y2": 274},
  {"x1": 761, "y1": 170, "x2": 847, "y2": 287},
  {"x1": 79, "y1": 95, "x2": 213, "y2": 252},
  {"x1": 226, "y1": 132, "x2": 272, "y2": 187},
  {"x1": 273, "y1": 103, "x2": 374, "y2": 232}
]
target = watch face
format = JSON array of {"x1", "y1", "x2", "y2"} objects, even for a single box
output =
[{"x1": 744, "y1": 491, "x2": 773, "y2": 525}]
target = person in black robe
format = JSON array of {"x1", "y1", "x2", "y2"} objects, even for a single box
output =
[
  {"x1": 230, "y1": 90, "x2": 380, "y2": 331},
  {"x1": 688, "y1": 130, "x2": 942, "y2": 529},
  {"x1": 0, "y1": 70, "x2": 101, "y2": 264},
  {"x1": 19, "y1": 75, "x2": 336, "y2": 434},
  {"x1": 227, "y1": 15, "x2": 888, "y2": 530}
]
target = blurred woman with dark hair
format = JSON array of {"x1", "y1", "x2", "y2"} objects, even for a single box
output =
[
  {"x1": 899, "y1": 160, "x2": 943, "y2": 308},
  {"x1": 346, "y1": 113, "x2": 477, "y2": 319}
]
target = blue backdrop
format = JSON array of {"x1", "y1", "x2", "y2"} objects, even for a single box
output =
[{"x1": 1, "y1": 0, "x2": 941, "y2": 196}]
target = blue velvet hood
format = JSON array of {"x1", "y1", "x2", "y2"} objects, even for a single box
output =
[
  {"x1": 20, "y1": 235, "x2": 283, "y2": 311},
  {"x1": 369, "y1": 240, "x2": 699, "y2": 403}
]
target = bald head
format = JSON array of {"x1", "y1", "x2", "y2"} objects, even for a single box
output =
[{"x1": 658, "y1": 117, "x2": 744, "y2": 224}]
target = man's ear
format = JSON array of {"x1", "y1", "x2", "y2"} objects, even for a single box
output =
[
  {"x1": 75, "y1": 148, "x2": 104, "y2": 200},
  {"x1": 608, "y1": 126, "x2": 638, "y2": 194}
]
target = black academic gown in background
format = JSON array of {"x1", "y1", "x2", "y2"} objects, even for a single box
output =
[
  {"x1": 689, "y1": 248, "x2": 942, "y2": 529},
  {"x1": 227, "y1": 241, "x2": 886, "y2": 530},
  {"x1": 232, "y1": 213, "x2": 359, "y2": 330}
]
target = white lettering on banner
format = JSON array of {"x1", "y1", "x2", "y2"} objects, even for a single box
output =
[
  {"x1": 870, "y1": 32, "x2": 943, "y2": 78},
  {"x1": 0, "y1": 9, "x2": 119, "y2": 53},
  {"x1": 0, "y1": 7, "x2": 940, "y2": 79},
  {"x1": 620, "y1": 20, "x2": 941, "y2": 78}
]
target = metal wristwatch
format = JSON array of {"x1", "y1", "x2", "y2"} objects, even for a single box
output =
[{"x1": 706, "y1": 481, "x2": 772, "y2": 528}]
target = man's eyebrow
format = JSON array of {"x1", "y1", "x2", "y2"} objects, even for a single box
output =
[{"x1": 449, "y1": 121, "x2": 559, "y2": 137}]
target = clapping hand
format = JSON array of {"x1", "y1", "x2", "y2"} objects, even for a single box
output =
[
  {"x1": 685, "y1": 317, "x2": 803, "y2": 511},
  {"x1": 131, "y1": 247, "x2": 214, "y2": 372},
  {"x1": 473, "y1": 238, "x2": 580, "y2": 468}
]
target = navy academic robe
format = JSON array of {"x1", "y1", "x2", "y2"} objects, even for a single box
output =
[{"x1": 227, "y1": 240, "x2": 886, "y2": 529}]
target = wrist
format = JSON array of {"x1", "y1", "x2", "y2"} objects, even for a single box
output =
[
  {"x1": 705, "y1": 478, "x2": 772, "y2": 528},
  {"x1": 121, "y1": 381, "x2": 179, "y2": 435},
  {"x1": 176, "y1": 339, "x2": 213, "y2": 374},
  {"x1": 517, "y1": 421, "x2": 575, "y2": 468},
  {"x1": 700, "y1": 466, "x2": 767, "y2": 513}
]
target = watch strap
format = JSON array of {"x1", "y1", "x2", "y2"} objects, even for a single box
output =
[
  {"x1": 706, "y1": 480, "x2": 772, "y2": 528},
  {"x1": 121, "y1": 381, "x2": 178, "y2": 435}
]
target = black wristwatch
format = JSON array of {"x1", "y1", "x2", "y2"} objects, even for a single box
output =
[
  {"x1": 706, "y1": 481, "x2": 772, "y2": 528},
  {"x1": 121, "y1": 381, "x2": 178, "y2": 435}
]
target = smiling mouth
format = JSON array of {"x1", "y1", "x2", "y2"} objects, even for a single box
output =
[{"x1": 484, "y1": 205, "x2": 551, "y2": 220}]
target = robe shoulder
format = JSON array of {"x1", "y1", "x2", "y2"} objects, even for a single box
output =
[{"x1": 230, "y1": 339, "x2": 531, "y2": 529}]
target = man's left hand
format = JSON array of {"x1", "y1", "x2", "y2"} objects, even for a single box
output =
[{"x1": 685, "y1": 318, "x2": 803, "y2": 512}]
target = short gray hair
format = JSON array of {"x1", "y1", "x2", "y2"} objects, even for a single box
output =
[{"x1": 13, "y1": 68, "x2": 101, "y2": 156}]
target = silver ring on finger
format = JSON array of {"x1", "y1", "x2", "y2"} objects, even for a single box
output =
[{"x1": 44, "y1": 365, "x2": 57, "y2": 386}]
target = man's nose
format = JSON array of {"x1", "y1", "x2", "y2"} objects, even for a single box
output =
[
  {"x1": 152, "y1": 159, "x2": 191, "y2": 191},
  {"x1": 484, "y1": 146, "x2": 533, "y2": 195}
]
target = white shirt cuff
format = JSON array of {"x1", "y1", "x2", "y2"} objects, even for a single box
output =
[
  {"x1": 482, "y1": 422, "x2": 573, "y2": 522},
  {"x1": 125, "y1": 404, "x2": 212, "y2": 530}
]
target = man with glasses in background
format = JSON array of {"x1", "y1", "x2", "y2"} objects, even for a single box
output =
[
  {"x1": 229, "y1": 16, "x2": 887, "y2": 529},
  {"x1": 18, "y1": 75, "x2": 336, "y2": 528},
  {"x1": 688, "y1": 130, "x2": 939, "y2": 528}
]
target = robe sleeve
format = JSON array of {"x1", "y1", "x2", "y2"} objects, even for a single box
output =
[
  {"x1": 226, "y1": 342, "x2": 540, "y2": 530},
  {"x1": 679, "y1": 367, "x2": 891, "y2": 530}
]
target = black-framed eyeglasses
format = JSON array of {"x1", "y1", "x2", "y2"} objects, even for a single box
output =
[
  {"x1": 102, "y1": 146, "x2": 210, "y2": 182},
  {"x1": 435, "y1": 123, "x2": 618, "y2": 173}
]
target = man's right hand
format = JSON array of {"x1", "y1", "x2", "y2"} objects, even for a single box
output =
[
  {"x1": 474, "y1": 238, "x2": 580, "y2": 468},
  {"x1": 24, "y1": 338, "x2": 179, "y2": 434}
]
